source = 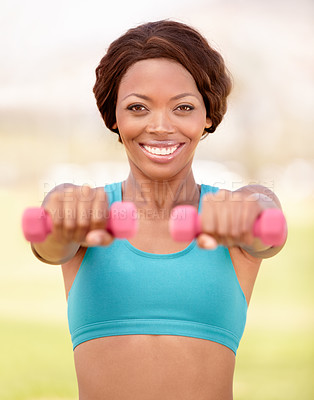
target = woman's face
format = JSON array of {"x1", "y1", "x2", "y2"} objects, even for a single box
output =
[{"x1": 114, "y1": 58, "x2": 211, "y2": 181}]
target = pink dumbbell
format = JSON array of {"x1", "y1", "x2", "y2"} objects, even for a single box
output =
[
  {"x1": 22, "y1": 202, "x2": 138, "y2": 243},
  {"x1": 169, "y1": 206, "x2": 287, "y2": 247}
]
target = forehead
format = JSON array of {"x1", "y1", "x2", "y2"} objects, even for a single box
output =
[{"x1": 117, "y1": 58, "x2": 199, "y2": 97}]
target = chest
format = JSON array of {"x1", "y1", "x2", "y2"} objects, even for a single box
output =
[
  {"x1": 128, "y1": 217, "x2": 191, "y2": 254},
  {"x1": 68, "y1": 242, "x2": 247, "y2": 339}
]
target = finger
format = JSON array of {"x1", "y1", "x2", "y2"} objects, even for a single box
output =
[
  {"x1": 46, "y1": 190, "x2": 64, "y2": 241},
  {"x1": 62, "y1": 187, "x2": 77, "y2": 242},
  {"x1": 211, "y1": 189, "x2": 230, "y2": 237},
  {"x1": 200, "y1": 194, "x2": 216, "y2": 234},
  {"x1": 216, "y1": 202, "x2": 230, "y2": 238},
  {"x1": 84, "y1": 229, "x2": 114, "y2": 247},
  {"x1": 240, "y1": 201, "x2": 258, "y2": 246},
  {"x1": 230, "y1": 192, "x2": 243, "y2": 239},
  {"x1": 74, "y1": 197, "x2": 92, "y2": 243},
  {"x1": 90, "y1": 187, "x2": 109, "y2": 231}
]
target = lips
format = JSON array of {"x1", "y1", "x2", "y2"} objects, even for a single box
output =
[{"x1": 139, "y1": 141, "x2": 185, "y2": 162}]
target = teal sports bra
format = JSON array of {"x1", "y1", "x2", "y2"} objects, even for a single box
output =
[{"x1": 67, "y1": 182, "x2": 247, "y2": 355}]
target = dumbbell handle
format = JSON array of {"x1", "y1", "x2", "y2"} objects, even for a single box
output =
[
  {"x1": 22, "y1": 202, "x2": 138, "y2": 243},
  {"x1": 170, "y1": 206, "x2": 287, "y2": 247}
]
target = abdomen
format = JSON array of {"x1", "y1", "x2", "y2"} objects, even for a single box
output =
[{"x1": 74, "y1": 334, "x2": 235, "y2": 400}]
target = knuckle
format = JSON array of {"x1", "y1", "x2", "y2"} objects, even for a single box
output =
[
  {"x1": 63, "y1": 219, "x2": 76, "y2": 231},
  {"x1": 90, "y1": 208, "x2": 102, "y2": 223},
  {"x1": 96, "y1": 186, "x2": 106, "y2": 196},
  {"x1": 240, "y1": 223, "x2": 250, "y2": 236},
  {"x1": 202, "y1": 192, "x2": 214, "y2": 201},
  {"x1": 202, "y1": 193, "x2": 216, "y2": 206},
  {"x1": 215, "y1": 189, "x2": 230, "y2": 201},
  {"x1": 77, "y1": 204, "x2": 91, "y2": 219},
  {"x1": 52, "y1": 217, "x2": 63, "y2": 228},
  {"x1": 77, "y1": 219, "x2": 90, "y2": 230},
  {"x1": 45, "y1": 184, "x2": 76, "y2": 204},
  {"x1": 79, "y1": 185, "x2": 96, "y2": 202},
  {"x1": 200, "y1": 215, "x2": 213, "y2": 234},
  {"x1": 230, "y1": 225, "x2": 239, "y2": 238},
  {"x1": 62, "y1": 186, "x2": 76, "y2": 202},
  {"x1": 63, "y1": 207, "x2": 76, "y2": 220},
  {"x1": 96, "y1": 189, "x2": 109, "y2": 205},
  {"x1": 217, "y1": 226, "x2": 226, "y2": 236},
  {"x1": 48, "y1": 190, "x2": 60, "y2": 203},
  {"x1": 93, "y1": 205, "x2": 109, "y2": 221},
  {"x1": 46, "y1": 191, "x2": 63, "y2": 209},
  {"x1": 231, "y1": 191, "x2": 244, "y2": 202}
]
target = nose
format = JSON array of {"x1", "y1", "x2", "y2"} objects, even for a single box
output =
[{"x1": 146, "y1": 109, "x2": 175, "y2": 135}]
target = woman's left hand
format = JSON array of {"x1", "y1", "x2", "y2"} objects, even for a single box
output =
[{"x1": 197, "y1": 187, "x2": 277, "y2": 252}]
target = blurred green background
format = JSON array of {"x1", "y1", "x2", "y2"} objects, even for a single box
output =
[{"x1": 1, "y1": 0, "x2": 313, "y2": 399}]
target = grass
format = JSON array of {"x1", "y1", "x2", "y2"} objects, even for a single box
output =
[
  {"x1": 1, "y1": 188, "x2": 313, "y2": 399},
  {"x1": 0, "y1": 319, "x2": 77, "y2": 400},
  {"x1": 235, "y1": 327, "x2": 314, "y2": 399},
  {"x1": 235, "y1": 210, "x2": 314, "y2": 399}
]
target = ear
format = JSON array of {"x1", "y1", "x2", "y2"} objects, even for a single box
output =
[
  {"x1": 112, "y1": 122, "x2": 118, "y2": 129},
  {"x1": 205, "y1": 118, "x2": 212, "y2": 129}
]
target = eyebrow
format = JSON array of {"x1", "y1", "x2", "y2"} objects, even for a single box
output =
[{"x1": 122, "y1": 92, "x2": 198, "y2": 102}]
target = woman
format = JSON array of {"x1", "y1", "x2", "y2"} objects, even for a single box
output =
[{"x1": 31, "y1": 20, "x2": 286, "y2": 400}]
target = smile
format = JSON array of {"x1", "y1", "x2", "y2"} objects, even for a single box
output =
[
  {"x1": 139, "y1": 142, "x2": 185, "y2": 163},
  {"x1": 142, "y1": 144, "x2": 179, "y2": 155}
]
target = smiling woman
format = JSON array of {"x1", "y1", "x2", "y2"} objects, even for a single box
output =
[
  {"x1": 113, "y1": 58, "x2": 211, "y2": 179},
  {"x1": 28, "y1": 20, "x2": 287, "y2": 400}
]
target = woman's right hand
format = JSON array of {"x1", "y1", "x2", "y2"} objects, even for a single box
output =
[
  {"x1": 42, "y1": 184, "x2": 114, "y2": 248},
  {"x1": 32, "y1": 184, "x2": 114, "y2": 264}
]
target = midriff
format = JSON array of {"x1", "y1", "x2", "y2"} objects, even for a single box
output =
[{"x1": 74, "y1": 334, "x2": 235, "y2": 400}]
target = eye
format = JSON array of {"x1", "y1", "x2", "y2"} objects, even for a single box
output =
[
  {"x1": 127, "y1": 104, "x2": 147, "y2": 112},
  {"x1": 175, "y1": 104, "x2": 195, "y2": 112}
]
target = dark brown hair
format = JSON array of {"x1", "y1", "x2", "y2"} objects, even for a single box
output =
[{"x1": 93, "y1": 20, "x2": 232, "y2": 141}]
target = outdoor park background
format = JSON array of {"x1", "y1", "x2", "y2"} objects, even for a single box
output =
[{"x1": 0, "y1": 0, "x2": 313, "y2": 399}]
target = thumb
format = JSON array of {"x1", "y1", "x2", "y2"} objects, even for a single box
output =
[
  {"x1": 197, "y1": 233, "x2": 218, "y2": 250},
  {"x1": 83, "y1": 229, "x2": 114, "y2": 247}
]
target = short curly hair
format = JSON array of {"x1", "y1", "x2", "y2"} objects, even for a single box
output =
[{"x1": 93, "y1": 20, "x2": 232, "y2": 142}]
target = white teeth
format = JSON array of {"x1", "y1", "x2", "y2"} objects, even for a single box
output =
[{"x1": 143, "y1": 145, "x2": 179, "y2": 155}]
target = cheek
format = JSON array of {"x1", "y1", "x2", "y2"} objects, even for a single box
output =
[
  {"x1": 118, "y1": 120, "x2": 140, "y2": 140},
  {"x1": 182, "y1": 114, "x2": 207, "y2": 138},
  {"x1": 115, "y1": 111, "x2": 134, "y2": 138}
]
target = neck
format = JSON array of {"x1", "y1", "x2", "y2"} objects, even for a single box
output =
[{"x1": 122, "y1": 170, "x2": 200, "y2": 212}]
